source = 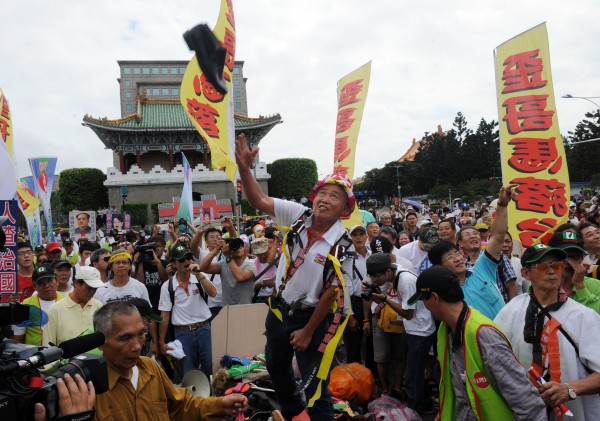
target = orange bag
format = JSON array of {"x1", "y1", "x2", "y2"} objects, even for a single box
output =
[{"x1": 328, "y1": 363, "x2": 375, "y2": 404}]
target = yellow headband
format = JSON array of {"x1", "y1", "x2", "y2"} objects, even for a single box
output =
[{"x1": 109, "y1": 252, "x2": 132, "y2": 264}]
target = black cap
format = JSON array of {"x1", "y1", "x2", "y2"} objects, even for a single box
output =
[
  {"x1": 63, "y1": 239, "x2": 74, "y2": 246},
  {"x1": 52, "y1": 259, "x2": 72, "y2": 270},
  {"x1": 521, "y1": 244, "x2": 568, "y2": 266},
  {"x1": 127, "y1": 298, "x2": 163, "y2": 323},
  {"x1": 407, "y1": 266, "x2": 461, "y2": 305},
  {"x1": 370, "y1": 236, "x2": 393, "y2": 254},
  {"x1": 366, "y1": 253, "x2": 395, "y2": 275},
  {"x1": 33, "y1": 265, "x2": 55, "y2": 284},
  {"x1": 548, "y1": 231, "x2": 587, "y2": 255},
  {"x1": 171, "y1": 245, "x2": 194, "y2": 260}
]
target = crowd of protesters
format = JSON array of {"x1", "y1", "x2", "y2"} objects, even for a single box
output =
[{"x1": 6, "y1": 177, "x2": 600, "y2": 420}]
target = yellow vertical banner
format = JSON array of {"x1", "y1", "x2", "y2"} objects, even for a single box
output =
[
  {"x1": 332, "y1": 62, "x2": 371, "y2": 228},
  {"x1": 494, "y1": 23, "x2": 569, "y2": 247},
  {"x1": 0, "y1": 88, "x2": 14, "y2": 158},
  {"x1": 180, "y1": 0, "x2": 237, "y2": 182}
]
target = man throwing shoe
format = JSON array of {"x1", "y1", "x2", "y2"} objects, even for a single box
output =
[{"x1": 236, "y1": 133, "x2": 354, "y2": 421}]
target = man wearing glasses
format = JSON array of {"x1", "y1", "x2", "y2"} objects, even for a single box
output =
[
  {"x1": 495, "y1": 244, "x2": 600, "y2": 420},
  {"x1": 159, "y1": 245, "x2": 216, "y2": 377},
  {"x1": 426, "y1": 186, "x2": 514, "y2": 320},
  {"x1": 17, "y1": 241, "x2": 35, "y2": 300}
]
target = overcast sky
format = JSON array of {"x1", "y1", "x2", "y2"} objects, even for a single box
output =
[{"x1": 2, "y1": 1, "x2": 599, "y2": 181}]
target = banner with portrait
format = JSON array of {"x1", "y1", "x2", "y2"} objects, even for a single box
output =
[{"x1": 69, "y1": 210, "x2": 97, "y2": 242}]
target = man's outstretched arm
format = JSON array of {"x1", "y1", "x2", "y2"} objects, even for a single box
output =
[{"x1": 235, "y1": 133, "x2": 275, "y2": 216}]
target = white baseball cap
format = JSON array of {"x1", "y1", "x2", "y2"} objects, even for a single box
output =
[{"x1": 75, "y1": 266, "x2": 106, "y2": 288}]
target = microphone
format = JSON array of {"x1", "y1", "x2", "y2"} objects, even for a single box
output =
[
  {"x1": 0, "y1": 332, "x2": 105, "y2": 373},
  {"x1": 60, "y1": 331, "x2": 106, "y2": 359}
]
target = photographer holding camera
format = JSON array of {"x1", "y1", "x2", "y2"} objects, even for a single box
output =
[
  {"x1": 198, "y1": 236, "x2": 257, "y2": 306},
  {"x1": 134, "y1": 236, "x2": 168, "y2": 315}
]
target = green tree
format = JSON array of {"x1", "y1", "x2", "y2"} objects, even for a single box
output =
[
  {"x1": 566, "y1": 110, "x2": 600, "y2": 182},
  {"x1": 267, "y1": 158, "x2": 318, "y2": 200},
  {"x1": 58, "y1": 168, "x2": 109, "y2": 211}
]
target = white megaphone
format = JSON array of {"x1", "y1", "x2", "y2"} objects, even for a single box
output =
[{"x1": 180, "y1": 369, "x2": 211, "y2": 398}]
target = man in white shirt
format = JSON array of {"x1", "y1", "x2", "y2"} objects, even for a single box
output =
[
  {"x1": 495, "y1": 244, "x2": 600, "y2": 420},
  {"x1": 237, "y1": 133, "x2": 354, "y2": 421},
  {"x1": 158, "y1": 245, "x2": 216, "y2": 378},
  {"x1": 397, "y1": 223, "x2": 439, "y2": 274}
]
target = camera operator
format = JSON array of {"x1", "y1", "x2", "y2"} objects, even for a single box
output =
[
  {"x1": 33, "y1": 373, "x2": 96, "y2": 421},
  {"x1": 191, "y1": 227, "x2": 226, "y2": 320},
  {"x1": 134, "y1": 236, "x2": 168, "y2": 315},
  {"x1": 198, "y1": 236, "x2": 257, "y2": 305}
]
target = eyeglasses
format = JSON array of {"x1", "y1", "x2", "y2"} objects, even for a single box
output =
[
  {"x1": 531, "y1": 261, "x2": 564, "y2": 272},
  {"x1": 444, "y1": 251, "x2": 463, "y2": 262},
  {"x1": 18, "y1": 250, "x2": 33, "y2": 257}
]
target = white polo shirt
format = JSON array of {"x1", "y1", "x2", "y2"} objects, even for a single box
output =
[
  {"x1": 273, "y1": 199, "x2": 352, "y2": 307},
  {"x1": 158, "y1": 274, "x2": 211, "y2": 325}
]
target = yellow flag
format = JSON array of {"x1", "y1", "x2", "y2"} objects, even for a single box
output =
[
  {"x1": 16, "y1": 182, "x2": 41, "y2": 218},
  {"x1": 494, "y1": 23, "x2": 569, "y2": 247},
  {"x1": 0, "y1": 88, "x2": 14, "y2": 158},
  {"x1": 180, "y1": 0, "x2": 237, "y2": 182},
  {"x1": 331, "y1": 62, "x2": 371, "y2": 228}
]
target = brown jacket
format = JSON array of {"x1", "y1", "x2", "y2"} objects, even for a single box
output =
[{"x1": 95, "y1": 356, "x2": 224, "y2": 421}]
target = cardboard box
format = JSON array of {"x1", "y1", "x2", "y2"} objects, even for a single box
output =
[{"x1": 211, "y1": 304, "x2": 269, "y2": 374}]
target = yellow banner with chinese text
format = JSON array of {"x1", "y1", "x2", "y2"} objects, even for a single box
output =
[
  {"x1": 0, "y1": 88, "x2": 14, "y2": 158},
  {"x1": 180, "y1": 0, "x2": 237, "y2": 183},
  {"x1": 332, "y1": 62, "x2": 371, "y2": 229},
  {"x1": 494, "y1": 23, "x2": 569, "y2": 247}
]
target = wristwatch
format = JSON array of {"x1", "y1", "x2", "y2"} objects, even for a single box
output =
[
  {"x1": 564, "y1": 383, "x2": 577, "y2": 400},
  {"x1": 225, "y1": 257, "x2": 232, "y2": 263}
]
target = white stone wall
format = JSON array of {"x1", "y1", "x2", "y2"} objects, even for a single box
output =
[{"x1": 104, "y1": 161, "x2": 270, "y2": 186}]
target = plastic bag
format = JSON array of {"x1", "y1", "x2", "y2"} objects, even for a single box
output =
[
  {"x1": 366, "y1": 395, "x2": 422, "y2": 421},
  {"x1": 328, "y1": 363, "x2": 375, "y2": 404}
]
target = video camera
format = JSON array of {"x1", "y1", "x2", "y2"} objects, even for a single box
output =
[
  {"x1": 134, "y1": 242, "x2": 157, "y2": 264},
  {"x1": 224, "y1": 237, "x2": 245, "y2": 251},
  {"x1": 0, "y1": 302, "x2": 107, "y2": 420}
]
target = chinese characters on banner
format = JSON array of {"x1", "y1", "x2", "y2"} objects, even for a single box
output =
[
  {"x1": 494, "y1": 23, "x2": 569, "y2": 246},
  {"x1": 332, "y1": 62, "x2": 371, "y2": 228},
  {"x1": 0, "y1": 88, "x2": 17, "y2": 200},
  {"x1": 0, "y1": 200, "x2": 19, "y2": 296},
  {"x1": 180, "y1": 0, "x2": 237, "y2": 183}
]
